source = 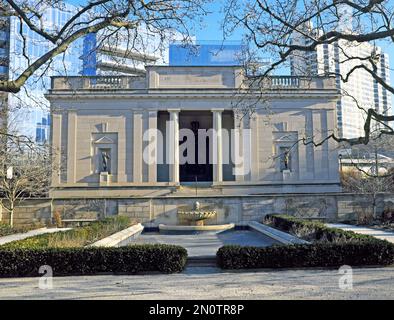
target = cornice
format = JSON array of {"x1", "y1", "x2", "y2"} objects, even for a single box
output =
[{"x1": 45, "y1": 89, "x2": 340, "y2": 101}]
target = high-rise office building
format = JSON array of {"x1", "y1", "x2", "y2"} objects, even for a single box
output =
[
  {"x1": 0, "y1": 2, "x2": 81, "y2": 141},
  {"x1": 290, "y1": 23, "x2": 392, "y2": 139},
  {"x1": 35, "y1": 114, "x2": 51, "y2": 144},
  {"x1": 80, "y1": 27, "x2": 172, "y2": 76}
]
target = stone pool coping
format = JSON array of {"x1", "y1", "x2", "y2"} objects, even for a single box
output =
[
  {"x1": 89, "y1": 223, "x2": 144, "y2": 247},
  {"x1": 158, "y1": 223, "x2": 235, "y2": 232},
  {"x1": 248, "y1": 221, "x2": 310, "y2": 245}
]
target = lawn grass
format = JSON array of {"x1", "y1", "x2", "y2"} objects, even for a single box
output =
[
  {"x1": 1, "y1": 216, "x2": 134, "y2": 249},
  {"x1": 0, "y1": 223, "x2": 44, "y2": 237}
]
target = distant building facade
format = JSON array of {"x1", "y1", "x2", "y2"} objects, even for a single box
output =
[
  {"x1": 290, "y1": 23, "x2": 392, "y2": 139},
  {"x1": 0, "y1": 2, "x2": 81, "y2": 141},
  {"x1": 35, "y1": 114, "x2": 51, "y2": 144},
  {"x1": 80, "y1": 28, "x2": 171, "y2": 76}
]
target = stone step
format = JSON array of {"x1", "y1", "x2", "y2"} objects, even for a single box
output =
[
  {"x1": 186, "y1": 255, "x2": 217, "y2": 267},
  {"x1": 172, "y1": 186, "x2": 222, "y2": 196}
]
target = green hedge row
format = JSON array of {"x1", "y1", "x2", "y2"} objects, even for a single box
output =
[
  {"x1": 265, "y1": 214, "x2": 374, "y2": 243},
  {"x1": 217, "y1": 242, "x2": 394, "y2": 269},
  {"x1": 217, "y1": 215, "x2": 394, "y2": 269},
  {"x1": 0, "y1": 244, "x2": 188, "y2": 277}
]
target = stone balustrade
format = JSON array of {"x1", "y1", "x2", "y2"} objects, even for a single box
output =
[
  {"x1": 50, "y1": 66, "x2": 337, "y2": 91},
  {"x1": 51, "y1": 75, "x2": 146, "y2": 91}
]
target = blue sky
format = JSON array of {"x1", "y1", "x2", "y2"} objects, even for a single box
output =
[{"x1": 68, "y1": 1, "x2": 394, "y2": 88}]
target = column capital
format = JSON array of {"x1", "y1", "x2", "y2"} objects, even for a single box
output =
[
  {"x1": 211, "y1": 108, "x2": 224, "y2": 113},
  {"x1": 168, "y1": 108, "x2": 181, "y2": 113}
]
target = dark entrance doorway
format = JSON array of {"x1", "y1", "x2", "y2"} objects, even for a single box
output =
[{"x1": 179, "y1": 111, "x2": 213, "y2": 182}]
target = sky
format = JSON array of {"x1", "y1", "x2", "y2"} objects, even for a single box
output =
[
  {"x1": 68, "y1": 0, "x2": 394, "y2": 101},
  {"x1": 68, "y1": 1, "x2": 394, "y2": 71}
]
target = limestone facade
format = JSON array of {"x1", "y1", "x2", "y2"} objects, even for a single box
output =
[{"x1": 46, "y1": 66, "x2": 341, "y2": 198}]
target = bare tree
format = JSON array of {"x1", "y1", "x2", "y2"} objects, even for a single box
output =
[
  {"x1": 0, "y1": 0, "x2": 207, "y2": 93},
  {"x1": 340, "y1": 135, "x2": 394, "y2": 221},
  {"x1": 0, "y1": 141, "x2": 58, "y2": 226},
  {"x1": 222, "y1": 0, "x2": 394, "y2": 146}
]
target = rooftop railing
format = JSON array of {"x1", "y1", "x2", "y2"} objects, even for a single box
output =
[
  {"x1": 51, "y1": 74, "x2": 336, "y2": 91},
  {"x1": 247, "y1": 75, "x2": 336, "y2": 90},
  {"x1": 51, "y1": 75, "x2": 146, "y2": 91}
]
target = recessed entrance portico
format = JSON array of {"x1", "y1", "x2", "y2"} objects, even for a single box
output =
[
  {"x1": 179, "y1": 110, "x2": 213, "y2": 183},
  {"x1": 157, "y1": 109, "x2": 235, "y2": 184}
]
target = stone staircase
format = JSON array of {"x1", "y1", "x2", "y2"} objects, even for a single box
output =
[
  {"x1": 186, "y1": 255, "x2": 217, "y2": 267},
  {"x1": 170, "y1": 184, "x2": 223, "y2": 197}
]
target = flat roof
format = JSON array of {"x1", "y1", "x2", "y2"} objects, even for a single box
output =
[{"x1": 145, "y1": 65, "x2": 243, "y2": 68}]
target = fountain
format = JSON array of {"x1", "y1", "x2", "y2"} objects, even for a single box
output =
[
  {"x1": 158, "y1": 201, "x2": 234, "y2": 233},
  {"x1": 178, "y1": 201, "x2": 216, "y2": 226}
]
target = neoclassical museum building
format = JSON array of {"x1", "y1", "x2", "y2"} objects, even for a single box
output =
[{"x1": 46, "y1": 66, "x2": 341, "y2": 222}]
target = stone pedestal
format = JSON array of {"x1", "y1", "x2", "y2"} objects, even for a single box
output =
[
  {"x1": 282, "y1": 170, "x2": 292, "y2": 181},
  {"x1": 100, "y1": 172, "x2": 111, "y2": 186}
]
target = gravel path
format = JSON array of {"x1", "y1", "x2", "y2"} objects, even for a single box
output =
[
  {"x1": 0, "y1": 266, "x2": 393, "y2": 300},
  {"x1": 0, "y1": 228, "x2": 72, "y2": 245}
]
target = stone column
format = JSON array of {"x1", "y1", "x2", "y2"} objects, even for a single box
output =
[
  {"x1": 52, "y1": 112, "x2": 62, "y2": 186},
  {"x1": 327, "y1": 107, "x2": 339, "y2": 180},
  {"x1": 250, "y1": 113, "x2": 259, "y2": 181},
  {"x1": 168, "y1": 109, "x2": 180, "y2": 184},
  {"x1": 133, "y1": 110, "x2": 143, "y2": 183},
  {"x1": 117, "y1": 117, "x2": 127, "y2": 183},
  {"x1": 147, "y1": 110, "x2": 158, "y2": 183},
  {"x1": 233, "y1": 110, "x2": 244, "y2": 182},
  {"x1": 67, "y1": 110, "x2": 77, "y2": 184},
  {"x1": 212, "y1": 109, "x2": 224, "y2": 183}
]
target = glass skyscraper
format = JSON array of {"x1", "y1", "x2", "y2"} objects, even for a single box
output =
[
  {"x1": 0, "y1": 2, "x2": 82, "y2": 142},
  {"x1": 80, "y1": 27, "x2": 171, "y2": 77}
]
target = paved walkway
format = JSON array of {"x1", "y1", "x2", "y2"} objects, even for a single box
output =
[
  {"x1": 0, "y1": 266, "x2": 393, "y2": 299},
  {"x1": 133, "y1": 230, "x2": 278, "y2": 257},
  {"x1": 0, "y1": 227, "x2": 71, "y2": 245},
  {"x1": 327, "y1": 223, "x2": 394, "y2": 243}
]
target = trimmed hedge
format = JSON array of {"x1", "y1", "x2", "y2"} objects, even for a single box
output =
[
  {"x1": 217, "y1": 215, "x2": 394, "y2": 269},
  {"x1": 265, "y1": 214, "x2": 375, "y2": 243},
  {"x1": 1, "y1": 216, "x2": 134, "y2": 249},
  {"x1": 0, "y1": 244, "x2": 188, "y2": 277},
  {"x1": 217, "y1": 242, "x2": 394, "y2": 269}
]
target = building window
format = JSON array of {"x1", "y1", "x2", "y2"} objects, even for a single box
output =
[{"x1": 279, "y1": 147, "x2": 291, "y2": 172}]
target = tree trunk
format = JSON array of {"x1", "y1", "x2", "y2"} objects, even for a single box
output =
[
  {"x1": 9, "y1": 204, "x2": 14, "y2": 228},
  {"x1": 372, "y1": 193, "x2": 377, "y2": 221}
]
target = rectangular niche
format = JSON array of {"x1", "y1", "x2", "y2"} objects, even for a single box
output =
[{"x1": 92, "y1": 133, "x2": 118, "y2": 176}]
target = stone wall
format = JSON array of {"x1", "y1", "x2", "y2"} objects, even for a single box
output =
[
  {"x1": 3, "y1": 193, "x2": 394, "y2": 227},
  {"x1": 0, "y1": 199, "x2": 52, "y2": 227},
  {"x1": 53, "y1": 193, "x2": 394, "y2": 226}
]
